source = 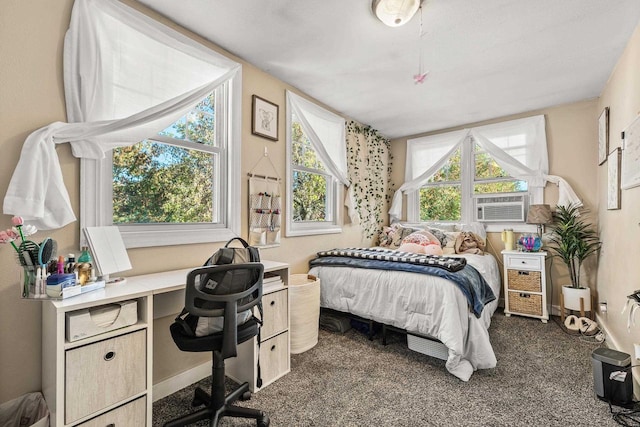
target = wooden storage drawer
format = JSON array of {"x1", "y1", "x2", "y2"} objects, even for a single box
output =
[
  {"x1": 507, "y1": 270, "x2": 542, "y2": 292},
  {"x1": 508, "y1": 291, "x2": 542, "y2": 316},
  {"x1": 506, "y1": 255, "x2": 542, "y2": 270},
  {"x1": 259, "y1": 331, "x2": 289, "y2": 385},
  {"x1": 261, "y1": 289, "x2": 288, "y2": 339},
  {"x1": 65, "y1": 330, "x2": 146, "y2": 423},
  {"x1": 78, "y1": 396, "x2": 146, "y2": 427}
]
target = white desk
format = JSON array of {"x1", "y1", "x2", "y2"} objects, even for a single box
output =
[{"x1": 42, "y1": 260, "x2": 289, "y2": 427}]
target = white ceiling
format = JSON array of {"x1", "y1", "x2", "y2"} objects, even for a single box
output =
[{"x1": 138, "y1": 0, "x2": 640, "y2": 139}]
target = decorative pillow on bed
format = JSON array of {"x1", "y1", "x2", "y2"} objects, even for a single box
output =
[
  {"x1": 399, "y1": 230, "x2": 444, "y2": 256},
  {"x1": 426, "y1": 227, "x2": 448, "y2": 246},
  {"x1": 390, "y1": 225, "x2": 421, "y2": 247},
  {"x1": 441, "y1": 231, "x2": 461, "y2": 255},
  {"x1": 378, "y1": 226, "x2": 394, "y2": 247}
]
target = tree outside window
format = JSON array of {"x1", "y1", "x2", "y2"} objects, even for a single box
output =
[
  {"x1": 290, "y1": 119, "x2": 332, "y2": 223},
  {"x1": 419, "y1": 140, "x2": 526, "y2": 222},
  {"x1": 112, "y1": 91, "x2": 223, "y2": 226}
]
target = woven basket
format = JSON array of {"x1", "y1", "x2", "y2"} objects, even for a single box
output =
[
  {"x1": 508, "y1": 291, "x2": 542, "y2": 316},
  {"x1": 507, "y1": 270, "x2": 541, "y2": 292},
  {"x1": 289, "y1": 274, "x2": 321, "y2": 354}
]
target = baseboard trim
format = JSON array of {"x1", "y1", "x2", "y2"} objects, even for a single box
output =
[{"x1": 153, "y1": 362, "x2": 211, "y2": 402}]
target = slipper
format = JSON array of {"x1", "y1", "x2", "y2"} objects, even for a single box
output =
[
  {"x1": 578, "y1": 317, "x2": 599, "y2": 335},
  {"x1": 564, "y1": 315, "x2": 580, "y2": 333}
]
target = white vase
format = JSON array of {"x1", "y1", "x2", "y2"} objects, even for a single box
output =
[{"x1": 562, "y1": 285, "x2": 591, "y2": 311}]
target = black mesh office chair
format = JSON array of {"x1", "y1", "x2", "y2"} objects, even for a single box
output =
[{"x1": 164, "y1": 263, "x2": 269, "y2": 427}]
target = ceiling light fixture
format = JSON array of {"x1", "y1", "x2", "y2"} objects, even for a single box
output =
[{"x1": 372, "y1": 0, "x2": 422, "y2": 27}]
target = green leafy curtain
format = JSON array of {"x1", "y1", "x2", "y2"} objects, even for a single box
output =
[{"x1": 346, "y1": 121, "x2": 393, "y2": 240}]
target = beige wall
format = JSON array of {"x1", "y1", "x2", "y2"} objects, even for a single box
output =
[
  {"x1": 0, "y1": 0, "x2": 369, "y2": 402},
  {"x1": 596, "y1": 23, "x2": 640, "y2": 358},
  {"x1": 389, "y1": 100, "x2": 599, "y2": 305}
]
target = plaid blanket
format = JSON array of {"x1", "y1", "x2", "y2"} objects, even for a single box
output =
[{"x1": 315, "y1": 247, "x2": 467, "y2": 272}]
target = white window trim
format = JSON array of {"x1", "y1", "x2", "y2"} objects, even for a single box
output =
[
  {"x1": 285, "y1": 107, "x2": 343, "y2": 237},
  {"x1": 80, "y1": 71, "x2": 242, "y2": 248}
]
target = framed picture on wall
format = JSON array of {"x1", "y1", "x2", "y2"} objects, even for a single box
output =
[
  {"x1": 252, "y1": 95, "x2": 279, "y2": 141},
  {"x1": 608, "y1": 147, "x2": 621, "y2": 210},
  {"x1": 598, "y1": 107, "x2": 609, "y2": 165}
]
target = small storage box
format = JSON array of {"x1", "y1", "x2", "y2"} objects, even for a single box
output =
[
  {"x1": 407, "y1": 334, "x2": 448, "y2": 361},
  {"x1": 66, "y1": 300, "x2": 138, "y2": 342},
  {"x1": 507, "y1": 270, "x2": 542, "y2": 292},
  {"x1": 508, "y1": 291, "x2": 543, "y2": 316}
]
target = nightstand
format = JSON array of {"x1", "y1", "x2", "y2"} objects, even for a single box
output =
[{"x1": 502, "y1": 250, "x2": 549, "y2": 323}]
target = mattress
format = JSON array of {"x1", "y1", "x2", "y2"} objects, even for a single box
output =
[{"x1": 308, "y1": 253, "x2": 501, "y2": 381}]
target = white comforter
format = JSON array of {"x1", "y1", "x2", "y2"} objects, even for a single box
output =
[{"x1": 309, "y1": 253, "x2": 501, "y2": 381}]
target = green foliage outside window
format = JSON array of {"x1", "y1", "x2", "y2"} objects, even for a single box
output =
[
  {"x1": 113, "y1": 93, "x2": 216, "y2": 224},
  {"x1": 419, "y1": 143, "x2": 526, "y2": 222},
  {"x1": 291, "y1": 121, "x2": 328, "y2": 222}
]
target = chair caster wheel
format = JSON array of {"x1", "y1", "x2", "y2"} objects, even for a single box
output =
[
  {"x1": 257, "y1": 415, "x2": 270, "y2": 427},
  {"x1": 241, "y1": 391, "x2": 252, "y2": 401}
]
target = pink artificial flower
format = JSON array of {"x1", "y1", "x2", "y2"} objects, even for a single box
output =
[
  {"x1": 11, "y1": 216, "x2": 23, "y2": 226},
  {"x1": 0, "y1": 229, "x2": 21, "y2": 253},
  {"x1": 0, "y1": 230, "x2": 10, "y2": 243}
]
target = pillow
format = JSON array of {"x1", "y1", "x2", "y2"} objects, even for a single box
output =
[
  {"x1": 401, "y1": 230, "x2": 440, "y2": 246},
  {"x1": 426, "y1": 227, "x2": 448, "y2": 246},
  {"x1": 442, "y1": 231, "x2": 461, "y2": 255},
  {"x1": 378, "y1": 226, "x2": 395, "y2": 247},
  {"x1": 400, "y1": 230, "x2": 444, "y2": 256},
  {"x1": 389, "y1": 224, "x2": 421, "y2": 248}
]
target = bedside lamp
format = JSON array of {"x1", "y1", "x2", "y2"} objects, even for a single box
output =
[{"x1": 526, "y1": 204, "x2": 553, "y2": 238}]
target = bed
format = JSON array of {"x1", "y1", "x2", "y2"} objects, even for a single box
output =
[{"x1": 308, "y1": 248, "x2": 501, "y2": 381}]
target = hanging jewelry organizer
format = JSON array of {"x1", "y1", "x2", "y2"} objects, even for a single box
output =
[{"x1": 248, "y1": 147, "x2": 282, "y2": 248}]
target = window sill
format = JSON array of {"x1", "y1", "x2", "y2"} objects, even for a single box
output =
[
  {"x1": 119, "y1": 226, "x2": 238, "y2": 248},
  {"x1": 285, "y1": 226, "x2": 343, "y2": 237}
]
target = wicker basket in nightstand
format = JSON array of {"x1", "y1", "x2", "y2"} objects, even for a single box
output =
[{"x1": 502, "y1": 250, "x2": 548, "y2": 322}]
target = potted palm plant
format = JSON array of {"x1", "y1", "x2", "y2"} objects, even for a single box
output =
[{"x1": 547, "y1": 204, "x2": 601, "y2": 312}]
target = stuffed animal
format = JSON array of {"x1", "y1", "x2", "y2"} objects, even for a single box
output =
[
  {"x1": 454, "y1": 231, "x2": 485, "y2": 255},
  {"x1": 398, "y1": 230, "x2": 444, "y2": 256}
]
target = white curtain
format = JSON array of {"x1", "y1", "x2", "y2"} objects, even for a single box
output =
[
  {"x1": 389, "y1": 115, "x2": 581, "y2": 222},
  {"x1": 389, "y1": 129, "x2": 469, "y2": 222},
  {"x1": 3, "y1": 0, "x2": 240, "y2": 229},
  {"x1": 286, "y1": 91, "x2": 358, "y2": 222}
]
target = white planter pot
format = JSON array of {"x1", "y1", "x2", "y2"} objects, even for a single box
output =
[{"x1": 562, "y1": 285, "x2": 591, "y2": 311}]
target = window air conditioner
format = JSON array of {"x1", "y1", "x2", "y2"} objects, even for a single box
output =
[{"x1": 474, "y1": 193, "x2": 527, "y2": 222}]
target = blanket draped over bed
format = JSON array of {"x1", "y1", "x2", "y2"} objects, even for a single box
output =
[
  {"x1": 309, "y1": 251, "x2": 502, "y2": 382},
  {"x1": 310, "y1": 248, "x2": 495, "y2": 317}
]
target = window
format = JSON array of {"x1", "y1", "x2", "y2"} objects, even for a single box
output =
[
  {"x1": 416, "y1": 140, "x2": 528, "y2": 222},
  {"x1": 404, "y1": 116, "x2": 545, "y2": 229},
  {"x1": 82, "y1": 77, "x2": 241, "y2": 248},
  {"x1": 286, "y1": 92, "x2": 346, "y2": 236}
]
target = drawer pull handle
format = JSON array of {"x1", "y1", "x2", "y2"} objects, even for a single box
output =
[
  {"x1": 104, "y1": 351, "x2": 116, "y2": 361},
  {"x1": 270, "y1": 301, "x2": 275, "y2": 306},
  {"x1": 519, "y1": 293, "x2": 530, "y2": 298},
  {"x1": 107, "y1": 424, "x2": 115, "y2": 427},
  {"x1": 271, "y1": 345, "x2": 276, "y2": 351},
  {"x1": 518, "y1": 271, "x2": 530, "y2": 276}
]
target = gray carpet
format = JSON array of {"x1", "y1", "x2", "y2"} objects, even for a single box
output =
[{"x1": 153, "y1": 312, "x2": 623, "y2": 426}]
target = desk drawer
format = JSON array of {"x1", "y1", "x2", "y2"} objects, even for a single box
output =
[
  {"x1": 259, "y1": 331, "x2": 289, "y2": 385},
  {"x1": 66, "y1": 330, "x2": 146, "y2": 423},
  {"x1": 78, "y1": 396, "x2": 146, "y2": 426},
  {"x1": 506, "y1": 255, "x2": 542, "y2": 270},
  {"x1": 261, "y1": 289, "x2": 288, "y2": 339}
]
